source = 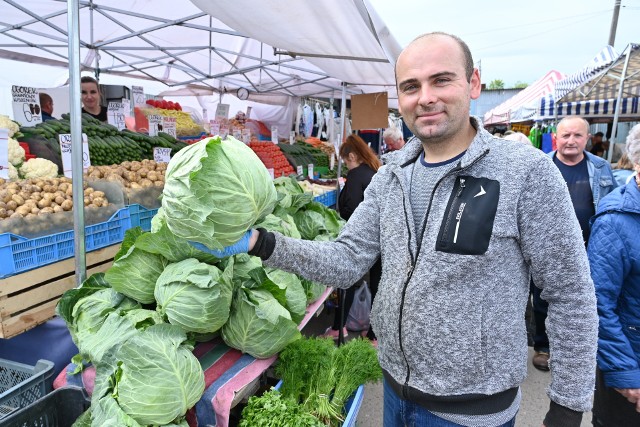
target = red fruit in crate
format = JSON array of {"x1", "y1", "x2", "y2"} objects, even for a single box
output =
[
  {"x1": 167, "y1": 101, "x2": 175, "y2": 110},
  {"x1": 175, "y1": 102, "x2": 182, "y2": 111}
]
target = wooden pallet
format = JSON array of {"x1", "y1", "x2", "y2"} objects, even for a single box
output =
[{"x1": 0, "y1": 244, "x2": 119, "y2": 339}]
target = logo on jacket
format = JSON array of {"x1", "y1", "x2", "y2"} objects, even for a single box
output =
[{"x1": 474, "y1": 186, "x2": 486, "y2": 198}]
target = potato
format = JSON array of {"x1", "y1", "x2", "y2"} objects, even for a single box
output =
[
  {"x1": 83, "y1": 197, "x2": 90, "y2": 206},
  {"x1": 37, "y1": 198, "x2": 51, "y2": 209},
  {"x1": 130, "y1": 162, "x2": 142, "y2": 172},
  {"x1": 0, "y1": 201, "x2": 5, "y2": 210},
  {"x1": 139, "y1": 179, "x2": 153, "y2": 188},
  {"x1": 51, "y1": 178, "x2": 60, "y2": 186},
  {"x1": 54, "y1": 195, "x2": 65, "y2": 205},
  {"x1": 84, "y1": 187, "x2": 94, "y2": 195},
  {"x1": 0, "y1": 178, "x2": 5, "y2": 186},
  {"x1": 10, "y1": 212, "x2": 21, "y2": 219},
  {"x1": 25, "y1": 213, "x2": 37, "y2": 219},
  {"x1": 7, "y1": 200, "x2": 18, "y2": 211},
  {"x1": 30, "y1": 207, "x2": 40, "y2": 215},
  {"x1": 7, "y1": 182, "x2": 19, "y2": 190},
  {"x1": 92, "y1": 197, "x2": 104, "y2": 207},
  {"x1": 12, "y1": 194, "x2": 25, "y2": 205},
  {"x1": 59, "y1": 182, "x2": 69, "y2": 192},
  {"x1": 15, "y1": 205, "x2": 31, "y2": 216},
  {"x1": 138, "y1": 168, "x2": 149, "y2": 178},
  {"x1": 121, "y1": 161, "x2": 132, "y2": 170},
  {"x1": 92, "y1": 191, "x2": 105, "y2": 199},
  {"x1": 53, "y1": 205, "x2": 64, "y2": 213},
  {"x1": 0, "y1": 207, "x2": 6, "y2": 218},
  {"x1": 101, "y1": 200, "x2": 108, "y2": 207},
  {"x1": 130, "y1": 182, "x2": 142, "y2": 189},
  {"x1": 40, "y1": 207, "x2": 54, "y2": 214},
  {"x1": 126, "y1": 171, "x2": 138, "y2": 183},
  {"x1": 31, "y1": 191, "x2": 42, "y2": 201},
  {"x1": 153, "y1": 180, "x2": 164, "y2": 188},
  {"x1": 61, "y1": 199, "x2": 73, "y2": 211}
]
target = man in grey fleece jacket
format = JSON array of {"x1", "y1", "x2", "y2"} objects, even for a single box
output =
[{"x1": 244, "y1": 33, "x2": 597, "y2": 427}]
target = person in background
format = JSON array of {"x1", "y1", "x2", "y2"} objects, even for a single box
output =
[
  {"x1": 213, "y1": 32, "x2": 597, "y2": 427},
  {"x1": 321, "y1": 134, "x2": 381, "y2": 339},
  {"x1": 39, "y1": 92, "x2": 55, "y2": 122},
  {"x1": 588, "y1": 123, "x2": 640, "y2": 426},
  {"x1": 527, "y1": 117, "x2": 618, "y2": 372},
  {"x1": 589, "y1": 131, "x2": 605, "y2": 155},
  {"x1": 612, "y1": 153, "x2": 636, "y2": 186},
  {"x1": 503, "y1": 131, "x2": 532, "y2": 145},
  {"x1": 81, "y1": 76, "x2": 108, "y2": 122},
  {"x1": 383, "y1": 126, "x2": 405, "y2": 152}
]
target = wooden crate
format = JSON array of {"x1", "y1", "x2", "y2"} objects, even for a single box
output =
[{"x1": 0, "y1": 244, "x2": 119, "y2": 339}]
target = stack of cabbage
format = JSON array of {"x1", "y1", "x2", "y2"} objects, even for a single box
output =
[{"x1": 58, "y1": 136, "x2": 343, "y2": 426}]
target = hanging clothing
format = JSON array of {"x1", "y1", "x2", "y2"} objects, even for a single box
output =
[
  {"x1": 314, "y1": 103, "x2": 324, "y2": 139},
  {"x1": 303, "y1": 104, "x2": 314, "y2": 137}
]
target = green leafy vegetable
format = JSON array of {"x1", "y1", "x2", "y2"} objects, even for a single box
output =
[
  {"x1": 155, "y1": 258, "x2": 234, "y2": 334},
  {"x1": 162, "y1": 136, "x2": 277, "y2": 250},
  {"x1": 57, "y1": 273, "x2": 111, "y2": 326},
  {"x1": 239, "y1": 389, "x2": 324, "y2": 427}
]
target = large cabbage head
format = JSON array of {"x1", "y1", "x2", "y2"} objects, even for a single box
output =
[{"x1": 161, "y1": 136, "x2": 277, "y2": 250}]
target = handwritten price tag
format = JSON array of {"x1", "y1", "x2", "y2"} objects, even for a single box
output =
[
  {"x1": 153, "y1": 147, "x2": 172, "y2": 163},
  {"x1": 107, "y1": 102, "x2": 125, "y2": 130},
  {"x1": 162, "y1": 117, "x2": 177, "y2": 138},
  {"x1": 0, "y1": 129, "x2": 8, "y2": 179},
  {"x1": 59, "y1": 133, "x2": 90, "y2": 178},
  {"x1": 296, "y1": 165, "x2": 303, "y2": 176},
  {"x1": 148, "y1": 114, "x2": 162, "y2": 136},
  {"x1": 307, "y1": 164, "x2": 314, "y2": 180}
]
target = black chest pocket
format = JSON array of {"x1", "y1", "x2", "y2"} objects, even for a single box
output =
[{"x1": 436, "y1": 176, "x2": 500, "y2": 255}]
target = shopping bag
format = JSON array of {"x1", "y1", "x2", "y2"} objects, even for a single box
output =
[{"x1": 346, "y1": 281, "x2": 371, "y2": 332}]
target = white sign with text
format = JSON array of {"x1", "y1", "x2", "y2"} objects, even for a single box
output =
[
  {"x1": 122, "y1": 98, "x2": 132, "y2": 118},
  {"x1": 271, "y1": 126, "x2": 278, "y2": 144},
  {"x1": 296, "y1": 165, "x2": 303, "y2": 176},
  {"x1": 132, "y1": 86, "x2": 145, "y2": 107},
  {"x1": 162, "y1": 117, "x2": 177, "y2": 138},
  {"x1": 153, "y1": 147, "x2": 172, "y2": 163},
  {"x1": 0, "y1": 129, "x2": 9, "y2": 179},
  {"x1": 148, "y1": 114, "x2": 162, "y2": 136},
  {"x1": 59, "y1": 133, "x2": 90, "y2": 178},
  {"x1": 12, "y1": 85, "x2": 42, "y2": 126},
  {"x1": 215, "y1": 104, "x2": 230, "y2": 120},
  {"x1": 107, "y1": 102, "x2": 126, "y2": 130},
  {"x1": 307, "y1": 164, "x2": 314, "y2": 180}
]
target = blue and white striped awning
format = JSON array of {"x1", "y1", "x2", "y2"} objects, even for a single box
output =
[
  {"x1": 555, "y1": 97, "x2": 639, "y2": 118},
  {"x1": 554, "y1": 46, "x2": 619, "y2": 101}
]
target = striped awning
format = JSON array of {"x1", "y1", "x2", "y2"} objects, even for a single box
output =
[
  {"x1": 559, "y1": 44, "x2": 640, "y2": 104},
  {"x1": 554, "y1": 45, "x2": 619, "y2": 101},
  {"x1": 483, "y1": 70, "x2": 565, "y2": 125}
]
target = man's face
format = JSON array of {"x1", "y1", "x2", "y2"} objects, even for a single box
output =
[
  {"x1": 556, "y1": 118, "x2": 590, "y2": 162},
  {"x1": 396, "y1": 35, "x2": 481, "y2": 145},
  {"x1": 384, "y1": 136, "x2": 403, "y2": 151}
]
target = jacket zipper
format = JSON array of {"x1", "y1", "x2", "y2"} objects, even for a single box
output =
[
  {"x1": 397, "y1": 150, "x2": 489, "y2": 391},
  {"x1": 440, "y1": 177, "x2": 466, "y2": 243}
]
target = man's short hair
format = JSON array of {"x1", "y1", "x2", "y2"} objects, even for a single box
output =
[
  {"x1": 383, "y1": 126, "x2": 403, "y2": 141},
  {"x1": 557, "y1": 116, "x2": 590, "y2": 132},
  {"x1": 407, "y1": 32, "x2": 475, "y2": 82},
  {"x1": 594, "y1": 132, "x2": 604, "y2": 137},
  {"x1": 39, "y1": 92, "x2": 52, "y2": 105}
]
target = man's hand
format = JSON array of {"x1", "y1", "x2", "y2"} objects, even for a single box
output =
[
  {"x1": 615, "y1": 388, "x2": 640, "y2": 412},
  {"x1": 189, "y1": 230, "x2": 257, "y2": 258}
]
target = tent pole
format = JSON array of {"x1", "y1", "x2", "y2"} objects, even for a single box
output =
[
  {"x1": 335, "y1": 83, "x2": 347, "y2": 211},
  {"x1": 68, "y1": 0, "x2": 86, "y2": 285},
  {"x1": 607, "y1": 45, "x2": 631, "y2": 163}
]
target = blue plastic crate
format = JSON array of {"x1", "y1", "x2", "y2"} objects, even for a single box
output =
[
  {"x1": 274, "y1": 380, "x2": 364, "y2": 427},
  {"x1": 0, "y1": 358, "x2": 55, "y2": 420},
  {"x1": 314, "y1": 189, "x2": 337, "y2": 207},
  {"x1": 128, "y1": 204, "x2": 159, "y2": 232},
  {"x1": 0, "y1": 207, "x2": 131, "y2": 278}
]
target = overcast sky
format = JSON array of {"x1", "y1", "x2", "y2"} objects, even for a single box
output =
[{"x1": 368, "y1": 0, "x2": 639, "y2": 87}]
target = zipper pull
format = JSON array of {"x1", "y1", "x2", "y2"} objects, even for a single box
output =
[{"x1": 457, "y1": 178, "x2": 466, "y2": 197}]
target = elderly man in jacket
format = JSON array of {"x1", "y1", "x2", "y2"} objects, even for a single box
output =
[
  {"x1": 529, "y1": 116, "x2": 617, "y2": 372},
  {"x1": 222, "y1": 32, "x2": 597, "y2": 427}
]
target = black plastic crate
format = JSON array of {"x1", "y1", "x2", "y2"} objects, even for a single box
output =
[
  {"x1": 0, "y1": 387, "x2": 90, "y2": 427},
  {"x1": 0, "y1": 359, "x2": 54, "y2": 421}
]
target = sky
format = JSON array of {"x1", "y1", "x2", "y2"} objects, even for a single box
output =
[{"x1": 367, "y1": 0, "x2": 640, "y2": 87}]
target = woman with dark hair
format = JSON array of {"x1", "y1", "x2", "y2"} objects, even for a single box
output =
[
  {"x1": 81, "y1": 76, "x2": 108, "y2": 122},
  {"x1": 322, "y1": 134, "x2": 381, "y2": 342}
]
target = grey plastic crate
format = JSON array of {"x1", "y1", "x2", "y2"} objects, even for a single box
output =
[
  {"x1": 0, "y1": 359, "x2": 54, "y2": 420},
  {"x1": 0, "y1": 387, "x2": 90, "y2": 427}
]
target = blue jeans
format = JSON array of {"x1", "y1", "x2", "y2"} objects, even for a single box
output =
[{"x1": 383, "y1": 380, "x2": 517, "y2": 427}]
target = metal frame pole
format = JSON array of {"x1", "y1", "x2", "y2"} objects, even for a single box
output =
[
  {"x1": 68, "y1": 0, "x2": 86, "y2": 285},
  {"x1": 607, "y1": 45, "x2": 631, "y2": 163},
  {"x1": 335, "y1": 82, "x2": 347, "y2": 211}
]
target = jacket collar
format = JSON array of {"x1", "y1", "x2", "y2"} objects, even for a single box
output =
[
  {"x1": 594, "y1": 178, "x2": 640, "y2": 217},
  {"x1": 382, "y1": 116, "x2": 491, "y2": 169},
  {"x1": 548, "y1": 150, "x2": 607, "y2": 169}
]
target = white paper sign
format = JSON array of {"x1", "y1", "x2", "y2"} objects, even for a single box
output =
[
  {"x1": 0, "y1": 129, "x2": 9, "y2": 180},
  {"x1": 153, "y1": 147, "x2": 172, "y2": 163},
  {"x1": 307, "y1": 164, "x2": 314, "y2": 180},
  {"x1": 107, "y1": 102, "x2": 125, "y2": 130},
  {"x1": 162, "y1": 117, "x2": 177, "y2": 138},
  {"x1": 148, "y1": 114, "x2": 162, "y2": 136},
  {"x1": 242, "y1": 128, "x2": 251, "y2": 144},
  {"x1": 267, "y1": 168, "x2": 275, "y2": 179},
  {"x1": 271, "y1": 126, "x2": 278, "y2": 144},
  {"x1": 59, "y1": 133, "x2": 91, "y2": 178},
  {"x1": 330, "y1": 154, "x2": 335, "y2": 170},
  {"x1": 132, "y1": 86, "x2": 145, "y2": 107},
  {"x1": 289, "y1": 131, "x2": 295, "y2": 145},
  {"x1": 296, "y1": 165, "x2": 303, "y2": 176},
  {"x1": 12, "y1": 85, "x2": 42, "y2": 126},
  {"x1": 219, "y1": 126, "x2": 229, "y2": 139},
  {"x1": 215, "y1": 104, "x2": 230, "y2": 120},
  {"x1": 122, "y1": 98, "x2": 132, "y2": 118}
]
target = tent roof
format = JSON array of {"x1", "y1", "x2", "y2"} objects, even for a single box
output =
[
  {"x1": 483, "y1": 70, "x2": 565, "y2": 125},
  {"x1": 553, "y1": 45, "x2": 618, "y2": 101},
  {"x1": 0, "y1": 0, "x2": 398, "y2": 104},
  {"x1": 558, "y1": 43, "x2": 640, "y2": 103}
]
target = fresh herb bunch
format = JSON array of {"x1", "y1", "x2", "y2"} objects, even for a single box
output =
[{"x1": 239, "y1": 389, "x2": 325, "y2": 427}]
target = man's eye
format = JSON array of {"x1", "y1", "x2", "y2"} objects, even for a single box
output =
[
  {"x1": 401, "y1": 85, "x2": 417, "y2": 92},
  {"x1": 435, "y1": 78, "x2": 450, "y2": 85}
]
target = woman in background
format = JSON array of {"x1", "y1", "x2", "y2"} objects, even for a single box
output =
[
  {"x1": 588, "y1": 124, "x2": 640, "y2": 426},
  {"x1": 322, "y1": 134, "x2": 381, "y2": 340},
  {"x1": 81, "y1": 76, "x2": 108, "y2": 122},
  {"x1": 612, "y1": 153, "x2": 635, "y2": 186}
]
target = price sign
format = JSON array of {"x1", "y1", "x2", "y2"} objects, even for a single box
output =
[
  {"x1": 122, "y1": 98, "x2": 132, "y2": 118},
  {"x1": 330, "y1": 154, "x2": 335, "y2": 170},
  {"x1": 242, "y1": 128, "x2": 251, "y2": 144},
  {"x1": 307, "y1": 164, "x2": 314, "y2": 180},
  {"x1": 0, "y1": 129, "x2": 9, "y2": 180},
  {"x1": 162, "y1": 117, "x2": 177, "y2": 138},
  {"x1": 132, "y1": 86, "x2": 145, "y2": 107},
  {"x1": 271, "y1": 126, "x2": 278, "y2": 144},
  {"x1": 153, "y1": 147, "x2": 172, "y2": 163},
  {"x1": 148, "y1": 114, "x2": 162, "y2": 136},
  {"x1": 267, "y1": 168, "x2": 275, "y2": 179},
  {"x1": 219, "y1": 126, "x2": 229, "y2": 140},
  {"x1": 107, "y1": 102, "x2": 125, "y2": 130},
  {"x1": 215, "y1": 103, "x2": 230, "y2": 120},
  {"x1": 289, "y1": 131, "x2": 295, "y2": 145},
  {"x1": 209, "y1": 120, "x2": 220, "y2": 137},
  {"x1": 59, "y1": 133, "x2": 90, "y2": 178},
  {"x1": 12, "y1": 85, "x2": 42, "y2": 126},
  {"x1": 232, "y1": 127, "x2": 243, "y2": 141},
  {"x1": 296, "y1": 165, "x2": 303, "y2": 176}
]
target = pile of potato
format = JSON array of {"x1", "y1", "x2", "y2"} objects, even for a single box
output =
[
  {"x1": 0, "y1": 176, "x2": 109, "y2": 220},
  {"x1": 85, "y1": 159, "x2": 166, "y2": 189}
]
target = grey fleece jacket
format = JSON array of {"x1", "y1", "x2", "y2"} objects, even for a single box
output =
[{"x1": 264, "y1": 120, "x2": 598, "y2": 413}]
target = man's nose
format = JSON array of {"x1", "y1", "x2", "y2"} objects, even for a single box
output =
[{"x1": 417, "y1": 85, "x2": 437, "y2": 106}]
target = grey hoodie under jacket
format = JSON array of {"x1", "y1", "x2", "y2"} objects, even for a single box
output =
[{"x1": 264, "y1": 120, "x2": 598, "y2": 413}]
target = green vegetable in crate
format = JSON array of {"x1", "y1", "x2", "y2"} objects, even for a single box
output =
[
  {"x1": 154, "y1": 257, "x2": 234, "y2": 334},
  {"x1": 240, "y1": 389, "x2": 324, "y2": 427},
  {"x1": 162, "y1": 136, "x2": 277, "y2": 250},
  {"x1": 91, "y1": 324, "x2": 203, "y2": 426}
]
